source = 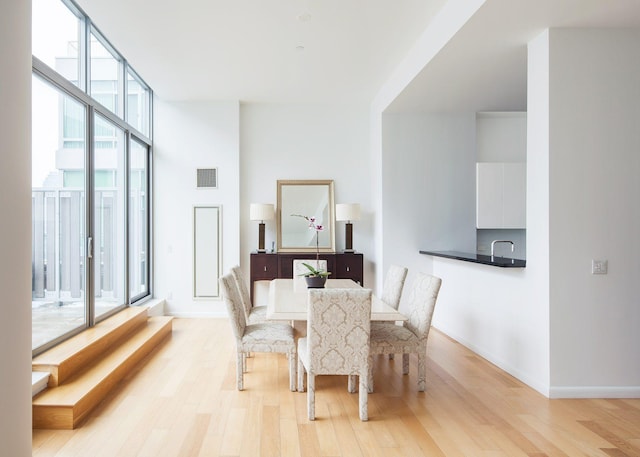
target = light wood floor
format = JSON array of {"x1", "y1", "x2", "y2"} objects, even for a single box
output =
[{"x1": 32, "y1": 318, "x2": 640, "y2": 457}]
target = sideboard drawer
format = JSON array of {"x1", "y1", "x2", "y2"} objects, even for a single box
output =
[
  {"x1": 335, "y1": 253, "x2": 364, "y2": 285},
  {"x1": 250, "y1": 253, "x2": 278, "y2": 280}
]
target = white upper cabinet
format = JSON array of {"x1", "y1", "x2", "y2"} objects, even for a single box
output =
[
  {"x1": 476, "y1": 162, "x2": 526, "y2": 229},
  {"x1": 476, "y1": 163, "x2": 503, "y2": 228},
  {"x1": 502, "y1": 163, "x2": 526, "y2": 228}
]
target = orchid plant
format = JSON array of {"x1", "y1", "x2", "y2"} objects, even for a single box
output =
[{"x1": 291, "y1": 214, "x2": 331, "y2": 277}]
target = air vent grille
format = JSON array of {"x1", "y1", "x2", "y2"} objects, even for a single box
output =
[{"x1": 197, "y1": 168, "x2": 218, "y2": 188}]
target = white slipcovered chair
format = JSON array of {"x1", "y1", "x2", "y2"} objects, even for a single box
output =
[
  {"x1": 368, "y1": 273, "x2": 442, "y2": 392},
  {"x1": 220, "y1": 273, "x2": 297, "y2": 391},
  {"x1": 379, "y1": 264, "x2": 408, "y2": 360},
  {"x1": 297, "y1": 288, "x2": 372, "y2": 421},
  {"x1": 230, "y1": 265, "x2": 267, "y2": 324}
]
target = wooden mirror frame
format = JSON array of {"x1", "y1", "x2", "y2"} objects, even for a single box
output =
[{"x1": 277, "y1": 179, "x2": 335, "y2": 253}]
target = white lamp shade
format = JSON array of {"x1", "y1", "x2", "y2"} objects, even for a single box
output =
[
  {"x1": 335, "y1": 203, "x2": 361, "y2": 222},
  {"x1": 250, "y1": 203, "x2": 274, "y2": 221}
]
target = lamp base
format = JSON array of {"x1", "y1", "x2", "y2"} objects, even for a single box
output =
[
  {"x1": 342, "y1": 249, "x2": 355, "y2": 253},
  {"x1": 345, "y1": 222, "x2": 354, "y2": 252},
  {"x1": 256, "y1": 249, "x2": 267, "y2": 253},
  {"x1": 258, "y1": 222, "x2": 266, "y2": 252}
]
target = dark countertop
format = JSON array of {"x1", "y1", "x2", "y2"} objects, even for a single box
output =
[{"x1": 419, "y1": 250, "x2": 526, "y2": 268}]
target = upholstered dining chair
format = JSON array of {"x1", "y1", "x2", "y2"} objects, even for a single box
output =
[
  {"x1": 380, "y1": 265, "x2": 408, "y2": 310},
  {"x1": 220, "y1": 273, "x2": 297, "y2": 391},
  {"x1": 230, "y1": 265, "x2": 267, "y2": 324},
  {"x1": 379, "y1": 264, "x2": 408, "y2": 360},
  {"x1": 368, "y1": 272, "x2": 442, "y2": 392},
  {"x1": 297, "y1": 288, "x2": 372, "y2": 421}
]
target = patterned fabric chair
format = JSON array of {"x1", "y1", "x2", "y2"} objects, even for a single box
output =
[
  {"x1": 230, "y1": 265, "x2": 267, "y2": 324},
  {"x1": 379, "y1": 264, "x2": 408, "y2": 360},
  {"x1": 220, "y1": 273, "x2": 297, "y2": 391},
  {"x1": 297, "y1": 288, "x2": 372, "y2": 421},
  {"x1": 368, "y1": 273, "x2": 442, "y2": 392},
  {"x1": 380, "y1": 265, "x2": 408, "y2": 310}
]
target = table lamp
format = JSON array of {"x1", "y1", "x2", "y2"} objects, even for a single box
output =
[
  {"x1": 250, "y1": 203, "x2": 274, "y2": 252},
  {"x1": 335, "y1": 203, "x2": 361, "y2": 252}
]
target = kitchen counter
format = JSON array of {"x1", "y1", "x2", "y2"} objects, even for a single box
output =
[{"x1": 419, "y1": 250, "x2": 526, "y2": 268}]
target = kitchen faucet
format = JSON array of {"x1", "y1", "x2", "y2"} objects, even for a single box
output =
[{"x1": 491, "y1": 240, "x2": 514, "y2": 258}]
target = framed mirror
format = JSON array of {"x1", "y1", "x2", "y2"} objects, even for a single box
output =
[{"x1": 277, "y1": 179, "x2": 335, "y2": 252}]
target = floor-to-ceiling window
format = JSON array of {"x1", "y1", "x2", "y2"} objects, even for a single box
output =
[
  {"x1": 129, "y1": 138, "x2": 149, "y2": 301},
  {"x1": 32, "y1": 0, "x2": 152, "y2": 355},
  {"x1": 31, "y1": 75, "x2": 87, "y2": 349},
  {"x1": 93, "y1": 114, "x2": 127, "y2": 321}
]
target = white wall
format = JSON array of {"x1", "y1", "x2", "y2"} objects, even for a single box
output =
[
  {"x1": 0, "y1": 0, "x2": 33, "y2": 454},
  {"x1": 548, "y1": 28, "x2": 640, "y2": 396},
  {"x1": 425, "y1": 69, "x2": 551, "y2": 390},
  {"x1": 380, "y1": 27, "x2": 640, "y2": 398},
  {"x1": 154, "y1": 100, "x2": 240, "y2": 317},
  {"x1": 381, "y1": 110, "x2": 550, "y2": 395},
  {"x1": 154, "y1": 101, "x2": 381, "y2": 313},
  {"x1": 239, "y1": 104, "x2": 375, "y2": 289},
  {"x1": 371, "y1": 0, "x2": 486, "y2": 289},
  {"x1": 476, "y1": 112, "x2": 527, "y2": 162},
  {"x1": 381, "y1": 112, "x2": 477, "y2": 284},
  {"x1": 432, "y1": 258, "x2": 550, "y2": 394}
]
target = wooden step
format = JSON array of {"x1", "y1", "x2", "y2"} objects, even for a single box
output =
[
  {"x1": 32, "y1": 306, "x2": 149, "y2": 387},
  {"x1": 32, "y1": 316, "x2": 173, "y2": 430}
]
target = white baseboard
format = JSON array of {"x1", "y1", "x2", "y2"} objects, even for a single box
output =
[
  {"x1": 166, "y1": 311, "x2": 227, "y2": 318},
  {"x1": 549, "y1": 386, "x2": 640, "y2": 399}
]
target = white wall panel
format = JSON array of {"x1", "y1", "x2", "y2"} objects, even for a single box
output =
[
  {"x1": 193, "y1": 206, "x2": 221, "y2": 298},
  {"x1": 548, "y1": 28, "x2": 640, "y2": 395},
  {"x1": 0, "y1": 0, "x2": 33, "y2": 453}
]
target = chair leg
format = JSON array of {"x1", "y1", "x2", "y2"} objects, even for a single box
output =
[
  {"x1": 402, "y1": 353, "x2": 410, "y2": 375},
  {"x1": 367, "y1": 355, "x2": 374, "y2": 393},
  {"x1": 289, "y1": 351, "x2": 297, "y2": 392},
  {"x1": 237, "y1": 351, "x2": 244, "y2": 391},
  {"x1": 348, "y1": 375, "x2": 356, "y2": 393},
  {"x1": 297, "y1": 356, "x2": 305, "y2": 392},
  {"x1": 417, "y1": 352, "x2": 426, "y2": 392},
  {"x1": 307, "y1": 373, "x2": 315, "y2": 420},
  {"x1": 242, "y1": 353, "x2": 247, "y2": 373},
  {"x1": 359, "y1": 373, "x2": 368, "y2": 421}
]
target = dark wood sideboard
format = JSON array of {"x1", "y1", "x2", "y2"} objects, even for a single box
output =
[{"x1": 249, "y1": 252, "x2": 364, "y2": 303}]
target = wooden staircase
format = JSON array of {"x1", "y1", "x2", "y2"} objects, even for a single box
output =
[{"x1": 32, "y1": 306, "x2": 173, "y2": 429}]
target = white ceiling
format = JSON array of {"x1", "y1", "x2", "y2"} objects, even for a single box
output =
[
  {"x1": 76, "y1": 0, "x2": 447, "y2": 104},
  {"x1": 76, "y1": 0, "x2": 640, "y2": 112},
  {"x1": 387, "y1": 0, "x2": 640, "y2": 113}
]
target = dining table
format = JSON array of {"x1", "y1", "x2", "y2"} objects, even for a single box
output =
[{"x1": 266, "y1": 278, "x2": 407, "y2": 322}]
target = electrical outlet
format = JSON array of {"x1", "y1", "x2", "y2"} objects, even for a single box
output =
[{"x1": 591, "y1": 260, "x2": 608, "y2": 275}]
